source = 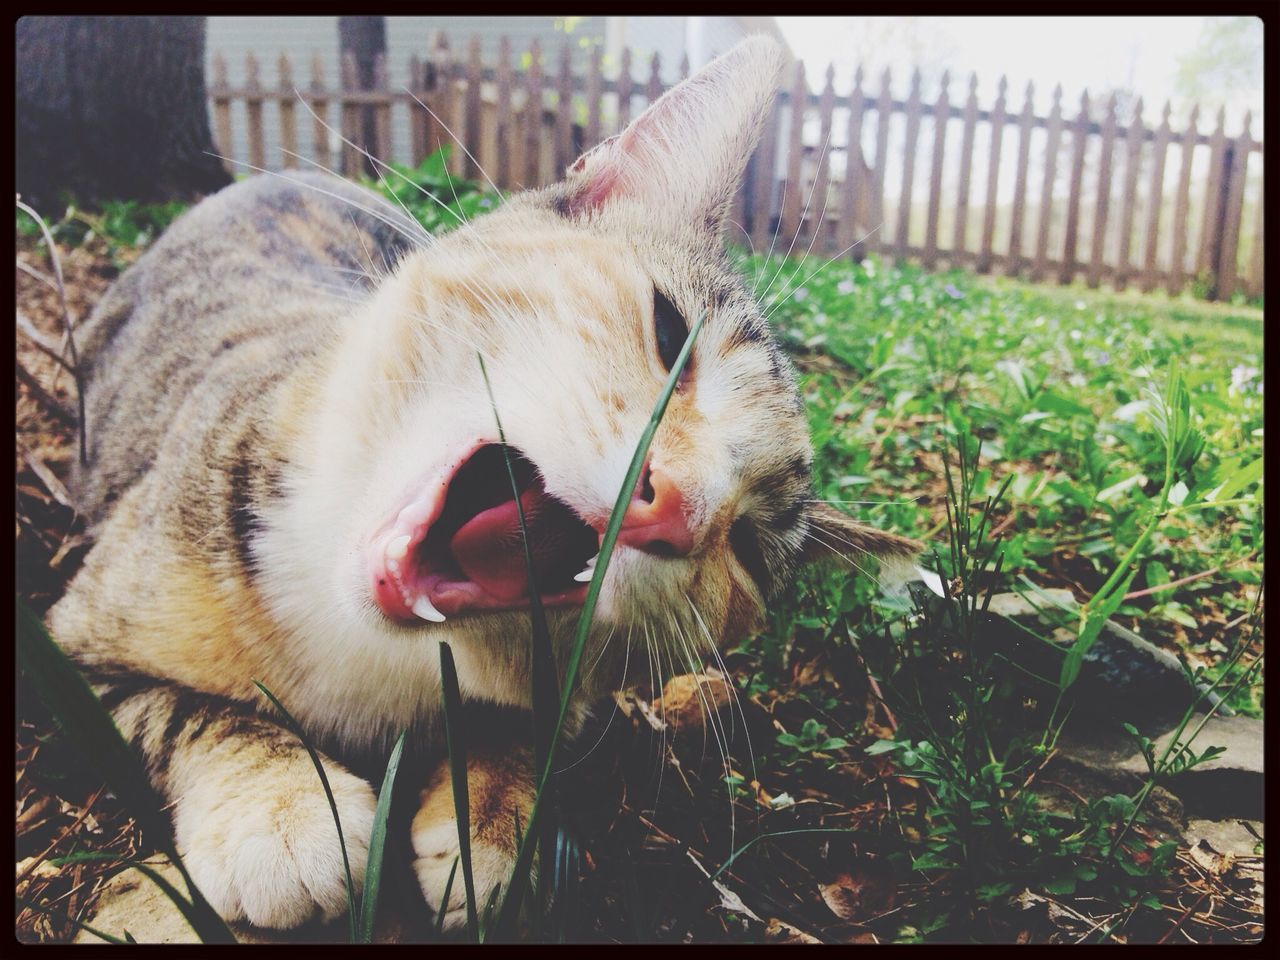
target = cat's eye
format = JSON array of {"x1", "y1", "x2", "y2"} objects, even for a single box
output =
[
  {"x1": 652, "y1": 287, "x2": 690, "y2": 375},
  {"x1": 729, "y1": 516, "x2": 770, "y2": 598}
]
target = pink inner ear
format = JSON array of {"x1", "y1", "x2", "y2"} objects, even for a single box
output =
[{"x1": 567, "y1": 121, "x2": 653, "y2": 215}]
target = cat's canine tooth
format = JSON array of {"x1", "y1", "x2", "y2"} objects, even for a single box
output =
[
  {"x1": 574, "y1": 556, "x2": 599, "y2": 582},
  {"x1": 411, "y1": 595, "x2": 447, "y2": 623},
  {"x1": 386, "y1": 534, "x2": 411, "y2": 561}
]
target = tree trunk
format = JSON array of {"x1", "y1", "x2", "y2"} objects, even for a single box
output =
[
  {"x1": 338, "y1": 16, "x2": 387, "y2": 175},
  {"x1": 16, "y1": 16, "x2": 232, "y2": 212}
]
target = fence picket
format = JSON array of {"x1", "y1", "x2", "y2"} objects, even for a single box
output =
[
  {"x1": 1246, "y1": 167, "x2": 1263, "y2": 300},
  {"x1": 309, "y1": 53, "x2": 330, "y2": 173},
  {"x1": 895, "y1": 69, "x2": 924, "y2": 262},
  {"x1": 750, "y1": 95, "x2": 780, "y2": 252},
  {"x1": 555, "y1": 41, "x2": 574, "y2": 177},
  {"x1": 1140, "y1": 103, "x2": 1172, "y2": 292},
  {"x1": 838, "y1": 66, "x2": 866, "y2": 259},
  {"x1": 977, "y1": 76, "x2": 1007, "y2": 274},
  {"x1": 1218, "y1": 112, "x2": 1253, "y2": 297},
  {"x1": 1168, "y1": 104, "x2": 1200, "y2": 295},
  {"x1": 463, "y1": 37, "x2": 483, "y2": 180},
  {"x1": 1006, "y1": 81, "x2": 1036, "y2": 276},
  {"x1": 1031, "y1": 85, "x2": 1063, "y2": 282},
  {"x1": 523, "y1": 40, "x2": 544, "y2": 188},
  {"x1": 586, "y1": 46, "x2": 603, "y2": 150},
  {"x1": 496, "y1": 39, "x2": 514, "y2": 189},
  {"x1": 373, "y1": 52, "x2": 392, "y2": 170},
  {"x1": 277, "y1": 55, "x2": 297, "y2": 169},
  {"x1": 1086, "y1": 93, "x2": 1119, "y2": 288},
  {"x1": 1196, "y1": 107, "x2": 1228, "y2": 280},
  {"x1": 1059, "y1": 91, "x2": 1091, "y2": 284},
  {"x1": 212, "y1": 54, "x2": 233, "y2": 170},
  {"x1": 872, "y1": 68, "x2": 893, "y2": 255},
  {"x1": 923, "y1": 72, "x2": 950, "y2": 268},
  {"x1": 807, "y1": 65, "x2": 837, "y2": 253},
  {"x1": 1114, "y1": 98, "x2": 1145, "y2": 291},
  {"x1": 780, "y1": 60, "x2": 808, "y2": 250},
  {"x1": 953, "y1": 73, "x2": 979, "y2": 258},
  {"x1": 245, "y1": 54, "x2": 266, "y2": 173}
]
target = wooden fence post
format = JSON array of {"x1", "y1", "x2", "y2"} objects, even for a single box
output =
[
  {"x1": 1059, "y1": 91, "x2": 1091, "y2": 285},
  {"x1": 1086, "y1": 93, "x2": 1119, "y2": 288},
  {"x1": 278, "y1": 55, "x2": 297, "y2": 169},
  {"x1": 1114, "y1": 97, "x2": 1145, "y2": 291},
  {"x1": 1167, "y1": 104, "x2": 1199, "y2": 295},
  {"x1": 953, "y1": 73, "x2": 979, "y2": 260},
  {"x1": 495, "y1": 38, "x2": 513, "y2": 190},
  {"x1": 977, "y1": 76, "x2": 1007, "y2": 274},
  {"x1": 211, "y1": 53, "x2": 233, "y2": 171},
  {"x1": 806, "y1": 65, "x2": 837, "y2": 253},
  {"x1": 895, "y1": 68, "x2": 923, "y2": 263},
  {"x1": 463, "y1": 36, "x2": 483, "y2": 180},
  {"x1": 1196, "y1": 107, "x2": 1229, "y2": 286},
  {"x1": 1140, "y1": 102, "x2": 1172, "y2": 293},
  {"x1": 923, "y1": 71, "x2": 950, "y2": 269},
  {"x1": 1031, "y1": 85, "x2": 1063, "y2": 283},
  {"x1": 871, "y1": 67, "x2": 893, "y2": 255},
  {"x1": 1216, "y1": 112, "x2": 1253, "y2": 299},
  {"x1": 780, "y1": 60, "x2": 807, "y2": 250},
  {"x1": 523, "y1": 40, "x2": 544, "y2": 188},
  {"x1": 1006, "y1": 81, "x2": 1036, "y2": 276},
  {"x1": 245, "y1": 53, "x2": 265, "y2": 173}
]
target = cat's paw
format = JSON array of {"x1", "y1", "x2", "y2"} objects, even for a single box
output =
[
  {"x1": 411, "y1": 815, "x2": 517, "y2": 931},
  {"x1": 173, "y1": 758, "x2": 376, "y2": 929}
]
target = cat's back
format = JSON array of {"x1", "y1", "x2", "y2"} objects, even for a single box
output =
[{"x1": 74, "y1": 171, "x2": 416, "y2": 523}]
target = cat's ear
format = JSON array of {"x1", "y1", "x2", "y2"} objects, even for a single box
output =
[
  {"x1": 559, "y1": 35, "x2": 783, "y2": 232},
  {"x1": 801, "y1": 502, "x2": 922, "y2": 585}
]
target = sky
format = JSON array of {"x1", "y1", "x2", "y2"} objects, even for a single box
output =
[{"x1": 774, "y1": 16, "x2": 1258, "y2": 129}]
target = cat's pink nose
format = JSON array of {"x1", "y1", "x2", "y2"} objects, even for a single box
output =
[{"x1": 616, "y1": 464, "x2": 694, "y2": 557}]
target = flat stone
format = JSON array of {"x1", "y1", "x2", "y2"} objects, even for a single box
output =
[
  {"x1": 1119, "y1": 714, "x2": 1264, "y2": 819},
  {"x1": 1182, "y1": 818, "x2": 1264, "y2": 858}
]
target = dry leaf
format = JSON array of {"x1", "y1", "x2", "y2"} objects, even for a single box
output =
[
  {"x1": 818, "y1": 863, "x2": 895, "y2": 921},
  {"x1": 1190, "y1": 838, "x2": 1236, "y2": 878},
  {"x1": 765, "y1": 918, "x2": 821, "y2": 943}
]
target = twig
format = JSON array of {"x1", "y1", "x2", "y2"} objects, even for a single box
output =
[
  {"x1": 17, "y1": 440, "x2": 78, "y2": 512},
  {"x1": 1156, "y1": 890, "x2": 1210, "y2": 944},
  {"x1": 16, "y1": 198, "x2": 87, "y2": 466},
  {"x1": 15, "y1": 310, "x2": 75, "y2": 371},
  {"x1": 16, "y1": 359, "x2": 76, "y2": 425}
]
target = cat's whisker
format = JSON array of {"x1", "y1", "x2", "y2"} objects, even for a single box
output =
[
  {"x1": 205, "y1": 150, "x2": 429, "y2": 250},
  {"x1": 803, "y1": 497, "x2": 922, "y2": 505},
  {"x1": 761, "y1": 143, "x2": 838, "y2": 320},
  {"x1": 802, "y1": 527, "x2": 892, "y2": 591},
  {"x1": 760, "y1": 221, "x2": 886, "y2": 326},
  {"x1": 553, "y1": 627, "x2": 629, "y2": 775},
  {"x1": 403, "y1": 88, "x2": 504, "y2": 198},
  {"x1": 756, "y1": 125, "x2": 832, "y2": 309}
]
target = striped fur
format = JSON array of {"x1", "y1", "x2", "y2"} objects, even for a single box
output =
[{"x1": 47, "y1": 37, "x2": 917, "y2": 933}]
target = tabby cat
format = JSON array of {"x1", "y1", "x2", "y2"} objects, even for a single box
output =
[{"x1": 47, "y1": 36, "x2": 917, "y2": 932}]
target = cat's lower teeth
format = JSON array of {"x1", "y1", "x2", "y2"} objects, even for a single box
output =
[
  {"x1": 573, "y1": 554, "x2": 599, "y2": 582},
  {"x1": 411, "y1": 595, "x2": 447, "y2": 623},
  {"x1": 386, "y1": 534, "x2": 411, "y2": 561}
]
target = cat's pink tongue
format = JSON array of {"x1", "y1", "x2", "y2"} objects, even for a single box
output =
[{"x1": 449, "y1": 487, "x2": 549, "y2": 601}]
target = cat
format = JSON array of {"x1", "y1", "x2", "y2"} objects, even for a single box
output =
[{"x1": 46, "y1": 36, "x2": 918, "y2": 933}]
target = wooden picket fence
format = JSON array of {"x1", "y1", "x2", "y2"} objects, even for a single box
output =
[{"x1": 209, "y1": 34, "x2": 1264, "y2": 300}]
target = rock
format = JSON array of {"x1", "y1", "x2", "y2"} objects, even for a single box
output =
[
  {"x1": 1182, "y1": 819, "x2": 1263, "y2": 858},
  {"x1": 1119, "y1": 714, "x2": 1264, "y2": 820}
]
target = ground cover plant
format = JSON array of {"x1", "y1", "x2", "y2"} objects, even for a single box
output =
[{"x1": 15, "y1": 168, "x2": 1263, "y2": 943}]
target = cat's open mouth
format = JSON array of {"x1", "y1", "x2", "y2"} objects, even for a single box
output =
[{"x1": 369, "y1": 443, "x2": 600, "y2": 623}]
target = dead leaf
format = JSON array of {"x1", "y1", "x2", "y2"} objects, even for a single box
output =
[
  {"x1": 818, "y1": 863, "x2": 895, "y2": 921},
  {"x1": 652, "y1": 673, "x2": 732, "y2": 734},
  {"x1": 1190, "y1": 838, "x2": 1236, "y2": 878},
  {"x1": 765, "y1": 918, "x2": 821, "y2": 943}
]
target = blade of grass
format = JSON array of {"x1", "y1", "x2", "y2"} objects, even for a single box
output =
[
  {"x1": 252, "y1": 679, "x2": 357, "y2": 942},
  {"x1": 357, "y1": 729, "x2": 407, "y2": 943},
  {"x1": 16, "y1": 600, "x2": 236, "y2": 943},
  {"x1": 432, "y1": 857, "x2": 460, "y2": 937},
  {"x1": 438, "y1": 642, "x2": 480, "y2": 940},
  {"x1": 490, "y1": 309, "x2": 706, "y2": 938},
  {"x1": 478, "y1": 354, "x2": 560, "y2": 906}
]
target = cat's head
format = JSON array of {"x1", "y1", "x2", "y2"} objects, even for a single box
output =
[{"x1": 313, "y1": 37, "x2": 916, "y2": 685}]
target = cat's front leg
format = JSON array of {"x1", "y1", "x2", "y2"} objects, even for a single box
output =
[
  {"x1": 411, "y1": 744, "x2": 536, "y2": 930},
  {"x1": 98, "y1": 678, "x2": 377, "y2": 930}
]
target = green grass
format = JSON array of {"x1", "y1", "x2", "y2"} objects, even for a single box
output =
[
  {"x1": 738, "y1": 250, "x2": 1262, "y2": 716},
  {"x1": 17, "y1": 180, "x2": 1263, "y2": 943}
]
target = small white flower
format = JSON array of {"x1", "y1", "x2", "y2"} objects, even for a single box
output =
[
  {"x1": 837, "y1": 279, "x2": 855, "y2": 295},
  {"x1": 793, "y1": 286, "x2": 809, "y2": 302}
]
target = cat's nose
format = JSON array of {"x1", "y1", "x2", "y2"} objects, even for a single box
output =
[{"x1": 616, "y1": 463, "x2": 694, "y2": 557}]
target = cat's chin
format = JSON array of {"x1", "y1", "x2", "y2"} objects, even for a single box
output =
[{"x1": 368, "y1": 442, "x2": 601, "y2": 624}]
